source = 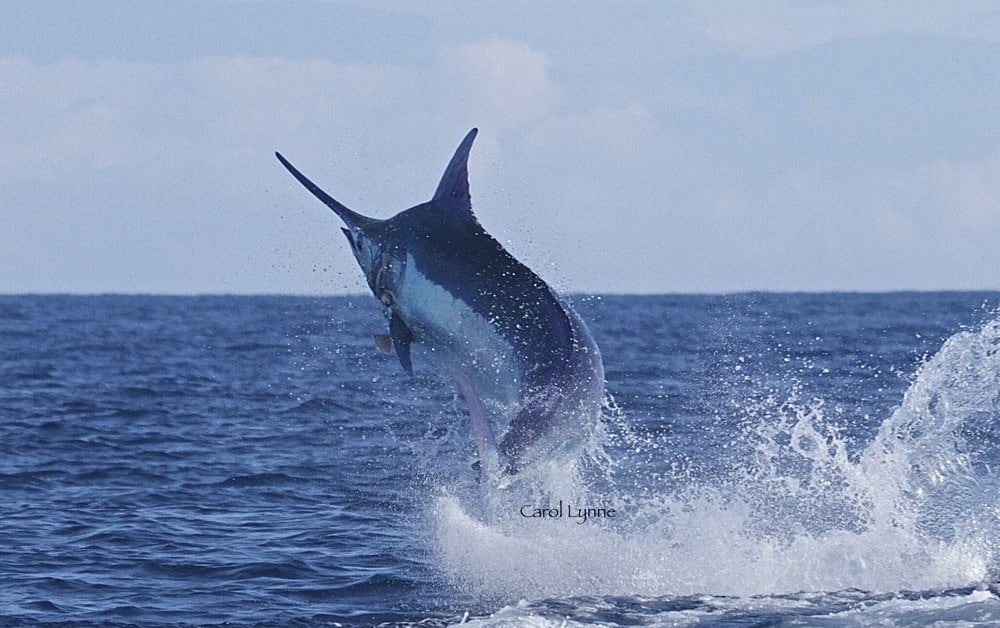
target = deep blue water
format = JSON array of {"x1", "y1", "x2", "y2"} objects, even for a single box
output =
[{"x1": 2, "y1": 292, "x2": 1000, "y2": 626}]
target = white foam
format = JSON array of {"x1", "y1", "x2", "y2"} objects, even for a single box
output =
[{"x1": 433, "y1": 318, "x2": 1000, "y2": 602}]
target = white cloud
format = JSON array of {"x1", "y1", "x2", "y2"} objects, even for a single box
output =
[
  {"x1": 685, "y1": 1, "x2": 1000, "y2": 57},
  {"x1": 925, "y1": 156, "x2": 1000, "y2": 229},
  {"x1": 187, "y1": 55, "x2": 414, "y2": 145},
  {"x1": 438, "y1": 36, "x2": 558, "y2": 129},
  {"x1": 684, "y1": 150, "x2": 1000, "y2": 291},
  {"x1": 865, "y1": 153, "x2": 1000, "y2": 243},
  {"x1": 0, "y1": 55, "x2": 419, "y2": 293},
  {"x1": 0, "y1": 57, "x2": 161, "y2": 178}
]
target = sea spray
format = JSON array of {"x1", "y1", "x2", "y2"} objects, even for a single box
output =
[
  {"x1": 860, "y1": 318, "x2": 1000, "y2": 562},
  {"x1": 434, "y1": 316, "x2": 1000, "y2": 601}
]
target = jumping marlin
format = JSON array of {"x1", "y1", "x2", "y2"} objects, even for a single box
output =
[{"x1": 276, "y1": 129, "x2": 604, "y2": 479}]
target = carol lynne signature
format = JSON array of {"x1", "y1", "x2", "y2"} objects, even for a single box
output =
[{"x1": 519, "y1": 500, "x2": 617, "y2": 524}]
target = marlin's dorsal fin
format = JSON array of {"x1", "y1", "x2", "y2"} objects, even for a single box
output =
[{"x1": 432, "y1": 128, "x2": 478, "y2": 217}]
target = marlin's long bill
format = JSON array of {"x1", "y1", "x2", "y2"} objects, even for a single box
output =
[{"x1": 275, "y1": 151, "x2": 374, "y2": 230}]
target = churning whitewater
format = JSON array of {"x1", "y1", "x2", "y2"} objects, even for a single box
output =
[{"x1": 434, "y1": 300, "x2": 1000, "y2": 614}]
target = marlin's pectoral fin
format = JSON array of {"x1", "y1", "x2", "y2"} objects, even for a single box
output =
[
  {"x1": 389, "y1": 313, "x2": 415, "y2": 376},
  {"x1": 373, "y1": 334, "x2": 392, "y2": 353}
]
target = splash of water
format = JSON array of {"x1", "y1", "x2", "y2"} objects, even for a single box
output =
[{"x1": 433, "y1": 318, "x2": 1000, "y2": 602}]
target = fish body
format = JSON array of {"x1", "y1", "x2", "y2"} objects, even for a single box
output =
[{"x1": 276, "y1": 129, "x2": 604, "y2": 476}]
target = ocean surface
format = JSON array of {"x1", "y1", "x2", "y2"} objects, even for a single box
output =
[{"x1": 2, "y1": 292, "x2": 1000, "y2": 627}]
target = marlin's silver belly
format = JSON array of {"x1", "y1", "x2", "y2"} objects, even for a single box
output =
[
  {"x1": 394, "y1": 253, "x2": 604, "y2": 473},
  {"x1": 394, "y1": 254, "x2": 522, "y2": 409}
]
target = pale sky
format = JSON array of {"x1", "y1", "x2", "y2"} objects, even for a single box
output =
[{"x1": 3, "y1": 1, "x2": 1000, "y2": 294}]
